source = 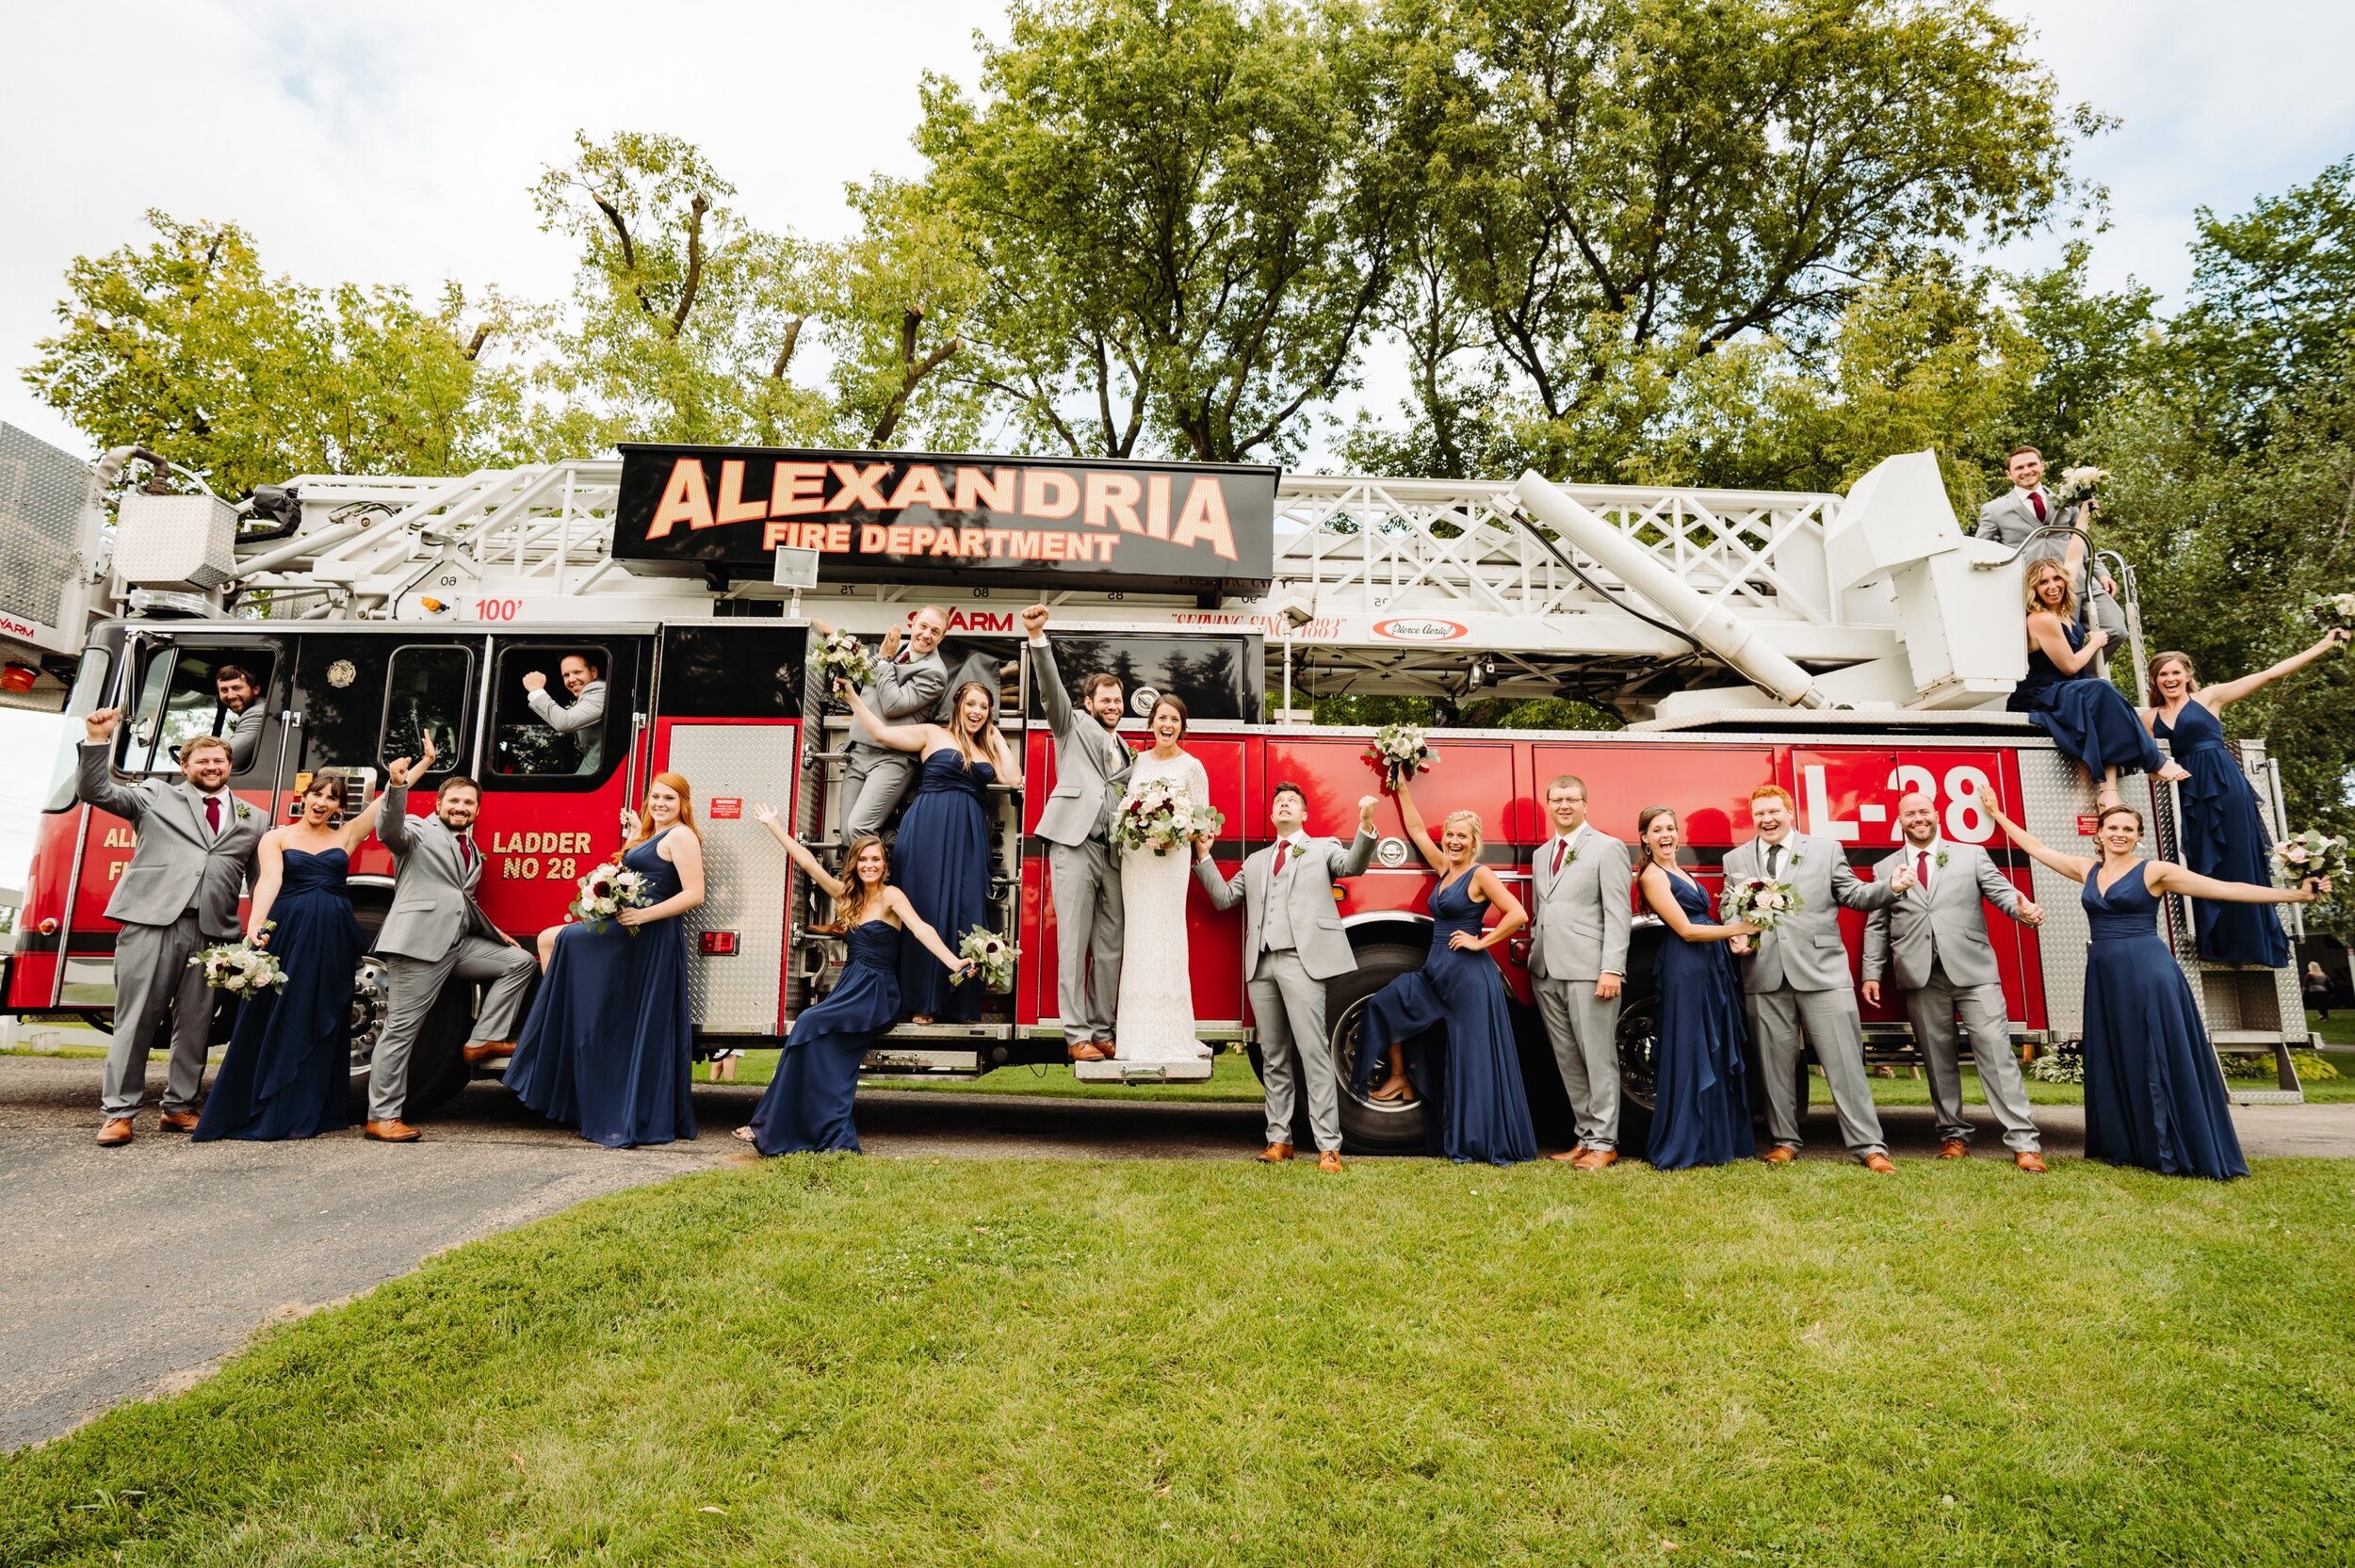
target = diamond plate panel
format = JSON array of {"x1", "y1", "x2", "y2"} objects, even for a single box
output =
[{"x1": 665, "y1": 723, "x2": 799, "y2": 1037}]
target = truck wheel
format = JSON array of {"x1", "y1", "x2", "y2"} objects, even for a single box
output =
[
  {"x1": 1613, "y1": 990, "x2": 1661, "y2": 1153},
  {"x1": 1323, "y1": 942, "x2": 1429, "y2": 1155}
]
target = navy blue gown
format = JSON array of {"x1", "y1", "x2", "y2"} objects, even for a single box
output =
[
  {"x1": 2008, "y1": 621, "x2": 2163, "y2": 780},
  {"x1": 894, "y1": 750, "x2": 990, "y2": 1022},
  {"x1": 194, "y1": 847, "x2": 361, "y2": 1141},
  {"x1": 1645, "y1": 871, "x2": 1755, "y2": 1169},
  {"x1": 2079, "y1": 864, "x2": 2248, "y2": 1179},
  {"x1": 747, "y1": 919, "x2": 903, "y2": 1155},
  {"x1": 1355, "y1": 872, "x2": 1538, "y2": 1165},
  {"x1": 505, "y1": 829, "x2": 696, "y2": 1149},
  {"x1": 2155, "y1": 700, "x2": 2289, "y2": 967}
]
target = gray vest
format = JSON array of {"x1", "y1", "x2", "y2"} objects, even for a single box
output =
[{"x1": 1262, "y1": 838, "x2": 1303, "y2": 950}]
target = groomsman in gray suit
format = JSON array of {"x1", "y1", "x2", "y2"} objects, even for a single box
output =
[
  {"x1": 1528, "y1": 774, "x2": 1633, "y2": 1169},
  {"x1": 369, "y1": 748, "x2": 538, "y2": 1141},
  {"x1": 819, "y1": 606, "x2": 951, "y2": 839},
  {"x1": 77, "y1": 710, "x2": 267, "y2": 1145},
  {"x1": 1021, "y1": 602, "x2": 1132, "y2": 1062},
  {"x1": 1195, "y1": 784, "x2": 1380, "y2": 1172},
  {"x1": 1862, "y1": 793, "x2": 2049, "y2": 1173},
  {"x1": 1725, "y1": 784, "x2": 1914, "y2": 1171},
  {"x1": 1974, "y1": 444, "x2": 2124, "y2": 642}
]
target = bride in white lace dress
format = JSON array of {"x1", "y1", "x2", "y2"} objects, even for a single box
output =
[{"x1": 1113, "y1": 696, "x2": 1214, "y2": 1064}]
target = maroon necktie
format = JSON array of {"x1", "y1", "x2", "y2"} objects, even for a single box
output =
[
  {"x1": 1273, "y1": 841, "x2": 1290, "y2": 877},
  {"x1": 2028, "y1": 491, "x2": 2047, "y2": 523},
  {"x1": 204, "y1": 796, "x2": 221, "y2": 835},
  {"x1": 1551, "y1": 838, "x2": 1568, "y2": 878},
  {"x1": 1917, "y1": 849, "x2": 1930, "y2": 891},
  {"x1": 460, "y1": 836, "x2": 477, "y2": 875}
]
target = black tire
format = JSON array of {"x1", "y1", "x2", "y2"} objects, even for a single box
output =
[
  {"x1": 1322, "y1": 941, "x2": 1431, "y2": 1155},
  {"x1": 1612, "y1": 988, "x2": 1660, "y2": 1154}
]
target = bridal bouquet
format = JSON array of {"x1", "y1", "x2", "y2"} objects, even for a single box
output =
[
  {"x1": 1115, "y1": 778, "x2": 1225, "y2": 856},
  {"x1": 1364, "y1": 723, "x2": 1434, "y2": 791},
  {"x1": 2302, "y1": 590, "x2": 2355, "y2": 630},
  {"x1": 812, "y1": 628, "x2": 877, "y2": 693},
  {"x1": 2050, "y1": 465, "x2": 2107, "y2": 509},
  {"x1": 191, "y1": 927, "x2": 285, "y2": 994},
  {"x1": 1720, "y1": 877, "x2": 1803, "y2": 931},
  {"x1": 957, "y1": 926, "x2": 1018, "y2": 993},
  {"x1": 570, "y1": 861, "x2": 653, "y2": 933},
  {"x1": 2270, "y1": 828, "x2": 2349, "y2": 894}
]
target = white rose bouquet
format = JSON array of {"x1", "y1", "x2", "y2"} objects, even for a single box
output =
[
  {"x1": 2302, "y1": 591, "x2": 2355, "y2": 631},
  {"x1": 2270, "y1": 828, "x2": 2349, "y2": 895},
  {"x1": 1364, "y1": 723, "x2": 1435, "y2": 791},
  {"x1": 812, "y1": 629, "x2": 877, "y2": 694},
  {"x1": 569, "y1": 861, "x2": 653, "y2": 934},
  {"x1": 191, "y1": 929, "x2": 286, "y2": 994},
  {"x1": 1115, "y1": 777, "x2": 1226, "y2": 856},
  {"x1": 2050, "y1": 465, "x2": 2107, "y2": 510},
  {"x1": 1719, "y1": 876, "x2": 1803, "y2": 931},
  {"x1": 956, "y1": 927, "x2": 1018, "y2": 993}
]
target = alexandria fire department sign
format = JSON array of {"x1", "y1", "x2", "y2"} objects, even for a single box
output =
[{"x1": 613, "y1": 444, "x2": 1278, "y2": 595}]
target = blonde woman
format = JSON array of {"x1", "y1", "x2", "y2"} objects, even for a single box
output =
[
  {"x1": 2007, "y1": 558, "x2": 2187, "y2": 809},
  {"x1": 1353, "y1": 775, "x2": 1537, "y2": 1165},
  {"x1": 841, "y1": 679, "x2": 1022, "y2": 1025}
]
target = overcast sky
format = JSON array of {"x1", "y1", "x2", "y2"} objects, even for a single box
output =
[{"x1": 3, "y1": 0, "x2": 2352, "y2": 881}]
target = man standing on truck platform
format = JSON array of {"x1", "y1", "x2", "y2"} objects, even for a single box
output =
[
  {"x1": 1022, "y1": 603, "x2": 1131, "y2": 1063},
  {"x1": 819, "y1": 607, "x2": 950, "y2": 840}
]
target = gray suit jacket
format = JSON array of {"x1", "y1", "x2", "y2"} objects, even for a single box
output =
[
  {"x1": 1974, "y1": 488, "x2": 2115, "y2": 620},
  {"x1": 1724, "y1": 832, "x2": 1900, "y2": 994},
  {"x1": 1529, "y1": 827, "x2": 1633, "y2": 982},
  {"x1": 849, "y1": 652, "x2": 948, "y2": 752},
  {"x1": 1861, "y1": 841, "x2": 2022, "y2": 992},
  {"x1": 375, "y1": 783, "x2": 504, "y2": 962},
  {"x1": 1029, "y1": 638, "x2": 1133, "y2": 849},
  {"x1": 224, "y1": 703, "x2": 268, "y2": 771},
  {"x1": 77, "y1": 741, "x2": 264, "y2": 938},
  {"x1": 1196, "y1": 831, "x2": 1376, "y2": 982}
]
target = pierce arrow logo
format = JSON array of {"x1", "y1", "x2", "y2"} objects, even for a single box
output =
[{"x1": 1372, "y1": 617, "x2": 1468, "y2": 643}]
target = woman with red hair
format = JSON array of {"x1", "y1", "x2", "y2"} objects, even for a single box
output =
[{"x1": 505, "y1": 772, "x2": 706, "y2": 1147}]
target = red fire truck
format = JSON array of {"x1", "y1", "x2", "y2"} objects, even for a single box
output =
[{"x1": 0, "y1": 428, "x2": 2316, "y2": 1148}]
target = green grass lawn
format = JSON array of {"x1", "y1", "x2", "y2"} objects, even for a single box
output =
[{"x1": 8, "y1": 1158, "x2": 2353, "y2": 1565}]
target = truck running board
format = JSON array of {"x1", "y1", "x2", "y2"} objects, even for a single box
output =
[{"x1": 1071, "y1": 1057, "x2": 1216, "y2": 1084}]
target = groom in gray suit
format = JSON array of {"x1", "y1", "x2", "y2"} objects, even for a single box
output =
[
  {"x1": 1528, "y1": 774, "x2": 1634, "y2": 1169},
  {"x1": 77, "y1": 710, "x2": 267, "y2": 1145},
  {"x1": 1725, "y1": 784, "x2": 1913, "y2": 1171},
  {"x1": 368, "y1": 754, "x2": 538, "y2": 1140},
  {"x1": 1022, "y1": 603, "x2": 1132, "y2": 1061},
  {"x1": 1862, "y1": 793, "x2": 2048, "y2": 1172},
  {"x1": 1974, "y1": 444, "x2": 2124, "y2": 642},
  {"x1": 1195, "y1": 784, "x2": 1379, "y2": 1172}
]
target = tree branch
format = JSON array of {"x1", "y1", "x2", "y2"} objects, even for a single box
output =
[
  {"x1": 669, "y1": 192, "x2": 710, "y2": 336},
  {"x1": 770, "y1": 315, "x2": 805, "y2": 380},
  {"x1": 868, "y1": 335, "x2": 963, "y2": 445},
  {"x1": 587, "y1": 186, "x2": 653, "y2": 317}
]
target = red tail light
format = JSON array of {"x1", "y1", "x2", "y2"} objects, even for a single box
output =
[{"x1": 699, "y1": 930, "x2": 739, "y2": 956}]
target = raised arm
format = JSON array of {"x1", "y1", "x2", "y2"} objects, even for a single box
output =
[
  {"x1": 528, "y1": 683, "x2": 604, "y2": 735},
  {"x1": 75, "y1": 710, "x2": 150, "y2": 821},
  {"x1": 376, "y1": 736, "x2": 434, "y2": 856},
  {"x1": 2027, "y1": 611, "x2": 2103, "y2": 674},
  {"x1": 1641, "y1": 864, "x2": 1757, "y2": 944},
  {"x1": 884, "y1": 886, "x2": 976, "y2": 976},
  {"x1": 2149, "y1": 860, "x2": 2327, "y2": 906},
  {"x1": 245, "y1": 833, "x2": 287, "y2": 944},
  {"x1": 337, "y1": 786, "x2": 389, "y2": 853},
  {"x1": 1972, "y1": 848, "x2": 2026, "y2": 920},
  {"x1": 1452, "y1": 865, "x2": 1527, "y2": 951},
  {"x1": 840, "y1": 685, "x2": 935, "y2": 754},
  {"x1": 1326, "y1": 797, "x2": 1381, "y2": 879},
  {"x1": 871, "y1": 655, "x2": 948, "y2": 723},
  {"x1": 619, "y1": 831, "x2": 706, "y2": 926},
  {"x1": 1394, "y1": 778, "x2": 1446, "y2": 873},
  {"x1": 1021, "y1": 606, "x2": 1076, "y2": 738},
  {"x1": 1984, "y1": 798, "x2": 2094, "y2": 885},
  {"x1": 2203, "y1": 627, "x2": 2351, "y2": 709},
  {"x1": 752, "y1": 804, "x2": 846, "y2": 900}
]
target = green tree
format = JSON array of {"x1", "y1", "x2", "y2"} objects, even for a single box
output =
[
  {"x1": 912, "y1": 0, "x2": 1404, "y2": 463},
  {"x1": 24, "y1": 212, "x2": 526, "y2": 495}
]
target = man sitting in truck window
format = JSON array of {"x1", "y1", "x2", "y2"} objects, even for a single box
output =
[
  {"x1": 214, "y1": 663, "x2": 267, "y2": 772},
  {"x1": 521, "y1": 654, "x2": 607, "y2": 774}
]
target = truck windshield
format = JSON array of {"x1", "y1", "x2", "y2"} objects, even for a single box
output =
[{"x1": 41, "y1": 648, "x2": 112, "y2": 812}]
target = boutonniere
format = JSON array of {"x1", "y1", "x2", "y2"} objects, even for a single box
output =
[
  {"x1": 1935, "y1": 849, "x2": 1949, "y2": 868},
  {"x1": 236, "y1": 803, "x2": 254, "y2": 822},
  {"x1": 1786, "y1": 849, "x2": 1803, "y2": 866}
]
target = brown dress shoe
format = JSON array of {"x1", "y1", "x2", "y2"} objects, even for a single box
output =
[
  {"x1": 1863, "y1": 1152, "x2": 1897, "y2": 1173},
  {"x1": 2014, "y1": 1151, "x2": 2048, "y2": 1174},
  {"x1": 156, "y1": 1109, "x2": 201, "y2": 1132},
  {"x1": 1255, "y1": 1142, "x2": 1293, "y2": 1163},
  {"x1": 363, "y1": 1119, "x2": 422, "y2": 1142},
  {"x1": 1067, "y1": 1042, "x2": 1106, "y2": 1062},
  {"x1": 95, "y1": 1117, "x2": 134, "y2": 1147},
  {"x1": 1938, "y1": 1138, "x2": 1968, "y2": 1160},
  {"x1": 1545, "y1": 1149, "x2": 1584, "y2": 1162},
  {"x1": 463, "y1": 1040, "x2": 515, "y2": 1066},
  {"x1": 1574, "y1": 1148, "x2": 1620, "y2": 1171},
  {"x1": 1761, "y1": 1146, "x2": 1797, "y2": 1164},
  {"x1": 1317, "y1": 1150, "x2": 1343, "y2": 1173}
]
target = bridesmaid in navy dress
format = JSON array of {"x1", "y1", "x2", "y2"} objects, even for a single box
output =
[
  {"x1": 1987, "y1": 797, "x2": 2326, "y2": 1179},
  {"x1": 1356, "y1": 778, "x2": 1537, "y2": 1165},
  {"x1": 839, "y1": 679, "x2": 1021, "y2": 1024},
  {"x1": 505, "y1": 773, "x2": 705, "y2": 1148},
  {"x1": 736, "y1": 820, "x2": 973, "y2": 1154},
  {"x1": 195, "y1": 766, "x2": 388, "y2": 1141},
  {"x1": 2142, "y1": 631, "x2": 2348, "y2": 965},
  {"x1": 2009, "y1": 559, "x2": 2188, "y2": 810},
  {"x1": 1632, "y1": 805, "x2": 1762, "y2": 1170}
]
